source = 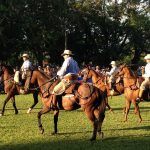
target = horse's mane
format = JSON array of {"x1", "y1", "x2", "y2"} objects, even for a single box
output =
[
  {"x1": 3, "y1": 65, "x2": 14, "y2": 75},
  {"x1": 36, "y1": 69, "x2": 51, "y2": 80},
  {"x1": 90, "y1": 68, "x2": 105, "y2": 79},
  {"x1": 126, "y1": 66, "x2": 137, "y2": 78}
]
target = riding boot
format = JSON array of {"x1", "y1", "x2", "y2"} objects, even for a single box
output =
[{"x1": 136, "y1": 89, "x2": 144, "y2": 103}]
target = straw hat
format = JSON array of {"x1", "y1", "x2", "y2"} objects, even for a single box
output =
[
  {"x1": 61, "y1": 50, "x2": 74, "y2": 56},
  {"x1": 110, "y1": 61, "x2": 116, "y2": 65},
  {"x1": 144, "y1": 54, "x2": 150, "y2": 60},
  {"x1": 22, "y1": 53, "x2": 29, "y2": 58}
]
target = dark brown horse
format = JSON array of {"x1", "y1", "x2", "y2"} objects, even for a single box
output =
[
  {"x1": 116, "y1": 64, "x2": 142, "y2": 122},
  {"x1": 0, "y1": 64, "x2": 39, "y2": 116},
  {"x1": 30, "y1": 70, "x2": 106, "y2": 141}
]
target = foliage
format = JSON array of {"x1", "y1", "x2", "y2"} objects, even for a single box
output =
[{"x1": 0, "y1": 0, "x2": 149, "y2": 66}]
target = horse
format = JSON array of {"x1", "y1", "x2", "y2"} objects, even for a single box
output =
[
  {"x1": 79, "y1": 66, "x2": 124, "y2": 112},
  {"x1": 116, "y1": 64, "x2": 143, "y2": 122},
  {"x1": 0, "y1": 64, "x2": 39, "y2": 116},
  {"x1": 29, "y1": 69, "x2": 106, "y2": 141}
]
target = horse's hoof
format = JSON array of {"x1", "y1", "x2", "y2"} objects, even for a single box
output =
[
  {"x1": 0, "y1": 113, "x2": 4, "y2": 116},
  {"x1": 15, "y1": 111, "x2": 18, "y2": 114},
  {"x1": 27, "y1": 108, "x2": 32, "y2": 114},
  {"x1": 109, "y1": 109, "x2": 114, "y2": 113},
  {"x1": 139, "y1": 119, "x2": 142, "y2": 123},
  {"x1": 90, "y1": 137, "x2": 96, "y2": 141},
  {"x1": 40, "y1": 128, "x2": 44, "y2": 134}
]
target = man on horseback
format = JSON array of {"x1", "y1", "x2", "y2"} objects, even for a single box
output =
[
  {"x1": 136, "y1": 54, "x2": 150, "y2": 102},
  {"x1": 14, "y1": 53, "x2": 33, "y2": 94},
  {"x1": 106, "y1": 61, "x2": 119, "y2": 93},
  {"x1": 53, "y1": 49, "x2": 79, "y2": 95}
]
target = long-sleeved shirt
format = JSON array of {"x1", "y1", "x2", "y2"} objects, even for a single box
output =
[
  {"x1": 143, "y1": 63, "x2": 150, "y2": 78},
  {"x1": 106, "y1": 66, "x2": 118, "y2": 76},
  {"x1": 21, "y1": 60, "x2": 32, "y2": 71},
  {"x1": 57, "y1": 57, "x2": 79, "y2": 77}
]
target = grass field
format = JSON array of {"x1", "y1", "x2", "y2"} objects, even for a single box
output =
[{"x1": 0, "y1": 94, "x2": 150, "y2": 150}]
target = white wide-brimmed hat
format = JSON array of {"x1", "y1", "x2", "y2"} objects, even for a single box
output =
[
  {"x1": 110, "y1": 61, "x2": 116, "y2": 65},
  {"x1": 61, "y1": 50, "x2": 74, "y2": 56},
  {"x1": 144, "y1": 54, "x2": 150, "y2": 60},
  {"x1": 22, "y1": 53, "x2": 29, "y2": 58}
]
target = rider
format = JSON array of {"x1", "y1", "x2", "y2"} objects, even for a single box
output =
[
  {"x1": 106, "y1": 61, "x2": 119, "y2": 92},
  {"x1": 53, "y1": 49, "x2": 79, "y2": 95},
  {"x1": 14, "y1": 53, "x2": 32, "y2": 94},
  {"x1": 136, "y1": 54, "x2": 150, "y2": 102}
]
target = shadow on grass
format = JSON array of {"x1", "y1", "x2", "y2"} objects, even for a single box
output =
[
  {"x1": 111, "y1": 125, "x2": 150, "y2": 131},
  {"x1": 0, "y1": 135, "x2": 150, "y2": 150}
]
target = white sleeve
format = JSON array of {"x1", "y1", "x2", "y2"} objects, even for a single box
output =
[
  {"x1": 22, "y1": 61, "x2": 31, "y2": 71},
  {"x1": 107, "y1": 68, "x2": 115, "y2": 76},
  {"x1": 57, "y1": 59, "x2": 69, "y2": 77}
]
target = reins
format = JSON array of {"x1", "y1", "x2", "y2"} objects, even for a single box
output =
[
  {"x1": 0, "y1": 75, "x2": 14, "y2": 83},
  {"x1": 32, "y1": 75, "x2": 58, "y2": 91}
]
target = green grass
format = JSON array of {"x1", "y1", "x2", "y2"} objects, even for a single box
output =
[{"x1": 0, "y1": 94, "x2": 150, "y2": 150}]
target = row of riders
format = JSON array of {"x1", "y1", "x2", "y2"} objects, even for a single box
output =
[{"x1": 0, "y1": 50, "x2": 149, "y2": 141}]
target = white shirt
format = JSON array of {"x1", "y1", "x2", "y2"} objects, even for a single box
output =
[
  {"x1": 57, "y1": 57, "x2": 79, "y2": 77},
  {"x1": 21, "y1": 60, "x2": 32, "y2": 71},
  {"x1": 107, "y1": 66, "x2": 118, "y2": 76},
  {"x1": 142, "y1": 63, "x2": 150, "y2": 78}
]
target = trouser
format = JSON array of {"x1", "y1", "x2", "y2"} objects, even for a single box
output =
[
  {"x1": 53, "y1": 79, "x2": 71, "y2": 95},
  {"x1": 140, "y1": 78, "x2": 150, "y2": 90},
  {"x1": 139, "y1": 77, "x2": 150, "y2": 98},
  {"x1": 108, "y1": 76, "x2": 115, "y2": 90}
]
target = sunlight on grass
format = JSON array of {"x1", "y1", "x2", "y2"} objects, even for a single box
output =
[{"x1": 0, "y1": 94, "x2": 150, "y2": 150}]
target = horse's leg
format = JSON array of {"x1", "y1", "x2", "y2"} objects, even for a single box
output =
[
  {"x1": 133, "y1": 101, "x2": 142, "y2": 123},
  {"x1": 106, "y1": 103, "x2": 113, "y2": 113},
  {"x1": 0, "y1": 92, "x2": 14, "y2": 116},
  {"x1": 124, "y1": 100, "x2": 131, "y2": 122},
  {"x1": 27, "y1": 91, "x2": 39, "y2": 113},
  {"x1": 37, "y1": 107, "x2": 50, "y2": 134},
  {"x1": 51, "y1": 109, "x2": 59, "y2": 135},
  {"x1": 84, "y1": 108, "x2": 98, "y2": 141},
  {"x1": 122, "y1": 107, "x2": 126, "y2": 115},
  {"x1": 106, "y1": 97, "x2": 113, "y2": 113},
  {"x1": 94, "y1": 108, "x2": 105, "y2": 139},
  {"x1": 11, "y1": 96, "x2": 18, "y2": 114}
]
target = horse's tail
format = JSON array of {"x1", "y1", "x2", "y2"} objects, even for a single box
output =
[{"x1": 98, "y1": 89, "x2": 107, "y2": 114}]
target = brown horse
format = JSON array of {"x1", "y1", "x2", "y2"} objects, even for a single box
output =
[
  {"x1": 79, "y1": 67, "x2": 124, "y2": 112},
  {"x1": 30, "y1": 70, "x2": 106, "y2": 141},
  {"x1": 0, "y1": 64, "x2": 39, "y2": 116},
  {"x1": 116, "y1": 64, "x2": 142, "y2": 122},
  {"x1": 80, "y1": 66, "x2": 124, "y2": 96}
]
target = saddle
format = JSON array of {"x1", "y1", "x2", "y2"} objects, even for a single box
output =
[{"x1": 65, "y1": 82, "x2": 80, "y2": 94}]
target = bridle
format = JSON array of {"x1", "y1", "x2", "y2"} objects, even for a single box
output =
[{"x1": 80, "y1": 68, "x2": 90, "y2": 82}]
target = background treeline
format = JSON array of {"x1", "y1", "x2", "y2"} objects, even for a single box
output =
[{"x1": 0, "y1": 0, "x2": 149, "y2": 67}]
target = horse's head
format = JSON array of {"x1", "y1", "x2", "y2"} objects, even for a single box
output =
[
  {"x1": 117, "y1": 64, "x2": 128, "y2": 77},
  {"x1": 79, "y1": 66, "x2": 92, "y2": 82},
  {"x1": 0, "y1": 64, "x2": 7, "y2": 76}
]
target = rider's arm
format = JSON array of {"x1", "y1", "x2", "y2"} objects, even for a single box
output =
[
  {"x1": 21, "y1": 61, "x2": 32, "y2": 71},
  {"x1": 57, "y1": 59, "x2": 69, "y2": 77},
  {"x1": 106, "y1": 67, "x2": 116, "y2": 76}
]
